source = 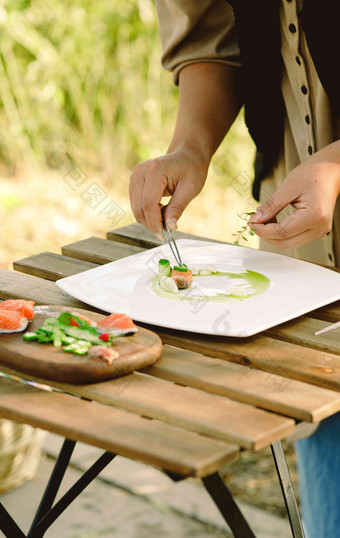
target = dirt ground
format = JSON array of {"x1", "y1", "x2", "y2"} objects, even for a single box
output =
[{"x1": 221, "y1": 441, "x2": 299, "y2": 519}]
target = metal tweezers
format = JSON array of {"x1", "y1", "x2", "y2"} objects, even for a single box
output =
[{"x1": 162, "y1": 219, "x2": 184, "y2": 267}]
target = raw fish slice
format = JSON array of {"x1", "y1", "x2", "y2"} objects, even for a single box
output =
[
  {"x1": 70, "y1": 313, "x2": 97, "y2": 328},
  {"x1": 171, "y1": 268, "x2": 193, "y2": 289},
  {"x1": 0, "y1": 310, "x2": 29, "y2": 333},
  {"x1": 97, "y1": 313, "x2": 138, "y2": 336},
  {"x1": 89, "y1": 346, "x2": 119, "y2": 364},
  {"x1": 0, "y1": 299, "x2": 35, "y2": 321}
]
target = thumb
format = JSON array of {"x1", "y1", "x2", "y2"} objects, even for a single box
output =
[
  {"x1": 249, "y1": 184, "x2": 294, "y2": 224},
  {"x1": 163, "y1": 182, "x2": 195, "y2": 231}
]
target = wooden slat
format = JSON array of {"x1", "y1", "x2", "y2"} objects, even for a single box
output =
[
  {"x1": 0, "y1": 377, "x2": 238, "y2": 477},
  {"x1": 107, "y1": 223, "x2": 225, "y2": 249},
  {"x1": 144, "y1": 346, "x2": 340, "y2": 423},
  {"x1": 142, "y1": 324, "x2": 340, "y2": 392},
  {"x1": 308, "y1": 301, "x2": 340, "y2": 323},
  {"x1": 266, "y1": 316, "x2": 340, "y2": 355},
  {"x1": 0, "y1": 368, "x2": 294, "y2": 451},
  {"x1": 62, "y1": 237, "x2": 144, "y2": 264},
  {"x1": 0, "y1": 269, "x2": 103, "y2": 311},
  {"x1": 3, "y1": 341, "x2": 338, "y2": 425},
  {"x1": 1, "y1": 270, "x2": 340, "y2": 390},
  {"x1": 13, "y1": 252, "x2": 99, "y2": 281},
  {"x1": 2, "y1": 269, "x2": 339, "y2": 391}
]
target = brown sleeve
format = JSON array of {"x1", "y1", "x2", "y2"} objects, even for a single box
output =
[{"x1": 154, "y1": 0, "x2": 241, "y2": 85}]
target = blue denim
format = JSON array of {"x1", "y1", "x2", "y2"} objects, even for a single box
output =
[{"x1": 295, "y1": 411, "x2": 340, "y2": 538}]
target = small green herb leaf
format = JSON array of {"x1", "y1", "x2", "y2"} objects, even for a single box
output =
[{"x1": 233, "y1": 211, "x2": 257, "y2": 245}]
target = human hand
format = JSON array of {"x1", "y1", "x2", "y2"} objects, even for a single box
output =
[
  {"x1": 129, "y1": 146, "x2": 209, "y2": 237},
  {"x1": 248, "y1": 145, "x2": 340, "y2": 249}
]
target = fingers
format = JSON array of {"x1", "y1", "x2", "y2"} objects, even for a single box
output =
[
  {"x1": 251, "y1": 210, "x2": 331, "y2": 249},
  {"x1": 251, "y1": 212, "x2": 308, "y2": 240},
  {"x1": 129, "y1": 162, "x2": 167, "y2": 235},
  {"x1": 163, "y1": 181, "x2": 196, "y2": 231},
  {"x1": 129, "y1": 149, "x2": 208, "y2": 235},
  {"x1": 129, "y1": 168, "x2": 145, "y2": 224},
  {"x1": 142, "y1": 173, "x2": 168, "y2": 234},
  {"x1": 249, "y1": 182, "x2": 297, "y2": 224},
  {"x1": 256, "y1": 228, "x2": 319, "y2": 250}
]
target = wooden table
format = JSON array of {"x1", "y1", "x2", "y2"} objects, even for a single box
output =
[{"x1": 1, "y1": 223, "x2": 340, "y2": 538}]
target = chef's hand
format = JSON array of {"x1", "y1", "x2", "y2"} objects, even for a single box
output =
[
  {"x1": 129, "y1": 146, "x2": 208, "y2": 238},
  {"x1": 248, "y1": 141, "x2": 340, "y2": 249},
  {"x1": 129, "y1": 62, "x2": 240, "y2": 238}
]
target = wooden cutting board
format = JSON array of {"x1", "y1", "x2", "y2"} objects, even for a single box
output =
[{"x1": 0, "y1": 305, "x2": 163, "y2": 384}]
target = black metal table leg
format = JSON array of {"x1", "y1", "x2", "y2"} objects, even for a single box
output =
[
  {"x1": 27, "y1": 438, "x2": 76, "y2": 537},
  {"x1": 202, "y1": 472, "x2": 256, "y2": 538},
  {"x1": 0, "y1": 504, "x2": 26, "y2": 538},
  {"x1": 271, "y1": 441, "x2": 305, "y2": 538},
  {"x1": 29, "y1": 451, "x2": 117, "y2": 537},
  {"x1": 0, "y1": 439, "x2": 116, "y2": 538}
]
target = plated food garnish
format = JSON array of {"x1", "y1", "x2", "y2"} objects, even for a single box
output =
[
  {"x1": 21, "y1": 311, "x2": 137, "y2": 363},
  {"x1": 151, "y1": 258, "x2": 270, "y2": 303},
  {"x1": 171, "y1": 266, "x2": 193, "y2": 289},
  {"x1": 0, "y1": 300, "x2": 138, "y2": 365}
]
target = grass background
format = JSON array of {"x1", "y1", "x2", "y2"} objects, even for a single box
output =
[{"x1": 0, "y1": 0, "x2": 257, "y2": 270}]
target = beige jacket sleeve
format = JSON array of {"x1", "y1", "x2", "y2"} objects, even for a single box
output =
[{"x1": 154, "y1": 0, "x2": 241, "y2": 84}]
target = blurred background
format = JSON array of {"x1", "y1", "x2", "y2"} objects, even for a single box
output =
[{"x1": 0, "y1": 0, "x2": 257, "y2": 270}]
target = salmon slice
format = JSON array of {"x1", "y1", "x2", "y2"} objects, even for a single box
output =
[
  {"x1": 0, "y1": 299, "x2": 35, "y2": 321},
  {"x1": 0, "y1": 310, "x2": 29, "y2": 333},
  {"x1": 89, "y1": 346, "x2": 119, "y2": 365},
  {"x1": 171, "y1": 268, "x2": 193, "y2": 289},
  {"x1": 97, "y1": 313, "x2": 138, "y2": 336},
  {"x1": 70, "y1": 313, "x2": 97, "y2": 328}
]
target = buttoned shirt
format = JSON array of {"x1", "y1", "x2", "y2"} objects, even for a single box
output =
[{"x1": 155, "y1": 0, "x2": 340, "y2": 267}]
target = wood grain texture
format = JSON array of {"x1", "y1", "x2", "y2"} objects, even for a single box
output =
[
  {"x1": 144, "y1": 346, "x2": 340, "y2": 422},
  {"x1": 1, "y1": 271, "x2": 339, "y2": 391},
  {"x1": 13, "y1": 252, "x2": 98, "y2": 281},
  {"x1": 0, "y1": 368, "x2": 294, "y2": 451},
  {"x1": 0, "y1": 377, "x2": 238, "y2": 477},
  {"x1": 107, "y1": 223, "x2": 226, "y2": 249},
  {"x1": 143, "y1": 324, "x2": 340, "y2": 392},
  {"x1": 266, "y1": 316, "x2": 340, "y2": 354},
  {"x1": 62, "y1": 237, "x2": 143, "y2": 264},
  {"x1": 0, "y1": 306, "x2": 162, "y2": 384},
  {"x1": 3, "y1": 342, "x2": 338, "y2": 425},
  {"x1": 0, "y1": 270, "x2": 103, "y2": 312},
  {"x1": 70, "y1": 374, "x2": 295, "y2": 451},
  {"x1": 308, "y1": 301, "x2": 340, "y2": 323}
]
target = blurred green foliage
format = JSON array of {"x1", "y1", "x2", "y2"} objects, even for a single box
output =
[{"x1": 0, "y1": 0, "x2": 178, "y2": 177}]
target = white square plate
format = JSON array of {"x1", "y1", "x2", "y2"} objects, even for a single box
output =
[{"x1": 56, "y1": 240, "x2": 340, "y2": 337}]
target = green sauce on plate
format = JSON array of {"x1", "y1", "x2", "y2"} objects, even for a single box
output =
[{"x1": 149, "y1": 269, "x2": 270, "y2": 303}]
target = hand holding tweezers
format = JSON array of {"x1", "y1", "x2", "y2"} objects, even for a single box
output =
[{"x1": 162, "y1": 220, "x2": 184, "y2": 267}]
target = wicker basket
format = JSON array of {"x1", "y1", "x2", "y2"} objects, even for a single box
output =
[{"x1": 0, "y1": 419, "x2": 46, "y2": 494}]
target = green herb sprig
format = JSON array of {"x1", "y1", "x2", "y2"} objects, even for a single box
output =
[{"x1": 233, "y1": 212, "x2": 256, "y2": 245}]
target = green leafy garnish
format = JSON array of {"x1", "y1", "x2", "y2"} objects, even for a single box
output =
[
  {"x1": 23, "y1": 312, "x2": 115, "y2": 356},
  {"x1": 63, "y1": 340, "x2": 92, "y2": 355},
  {"x1": 233, "y1": 212, "x2": 256, "y2": 245},
  {"x1": 173, "y1": 264, "x2": 188, "y2": 272},
  {"x1": 23, "y1": 332, "x2": 39, "y2": 341},
  {"x1": 158, "y1": 259, "x2": 171, "y2": 278}
]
